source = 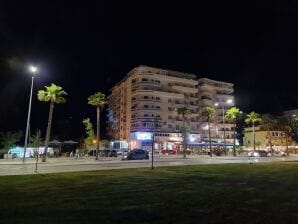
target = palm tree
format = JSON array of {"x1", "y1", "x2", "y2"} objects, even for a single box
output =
[
  {"x1": 245, "y1": 112, "x2": 261, "y2": 152},
  {"x1": 225, "y1": 107, "x2": 242, "y2": 156},
  {"x1": 88, "y1": 92, "x2": 106, "y2": 160},
  {"x1": 261, "y1": 114, "x2": 277, "y2": 154},
  {"x1": 202, "y1": 107, "x2": 216, "y2": 157},
  {"x1": 177, "y1": 106, "x2": 191, "y2": 158},
  {"x1": 38, "y1": 83, "x2": 67, "y2": 162}
]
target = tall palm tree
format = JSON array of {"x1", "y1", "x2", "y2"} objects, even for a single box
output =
[
  {"x1": 225, "y1": 107, "x2": 242, "y2": 156},
  {"x1": 88, "y1": 92, "x2": 106, "y2": 160},
  {"x1": 177, "y1": 106, "x2": 191, "y2": 158},
  {"x1": 245, "y1": 112, "x2": 262, "y2": 152},
  {"x1": 37, "y1": 83, "x2": 67, "y2": 162},
  {"x1": 261, "y1": 114, "x2": 277, "y2": 154},
  {"x1": 202, "y1": 107, "x2": 216, "y2": 157}
]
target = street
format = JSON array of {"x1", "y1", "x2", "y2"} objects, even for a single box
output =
[{"x1": 0, "y1": 154, "x2": 297, "y2": 176}]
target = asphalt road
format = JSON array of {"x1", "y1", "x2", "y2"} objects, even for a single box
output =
[{"x1": 0, "y1": 155, "x2": 297, "y2": 176}]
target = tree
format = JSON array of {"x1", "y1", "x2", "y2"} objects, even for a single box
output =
[
  {"x1": 38, "y1": 83, "x2": 67, "y2": 162},
  {"x1": 201, "y1": 107, "x2": 216, "y2": 157},
  {"x1": 82, "y1": 118, "x2": 95, "y2": 148},
  {"x1": 261, "y1": 114, "x2": 277, "y2": 154},
  {"x1": 28, "y1": 130, "x2": 42, "y2": 158},
  {"x1": 245, "y1": 112, "x2": 262, "y2": 152},
  {"x1": 28, "y1": 130, "x2": 42, "y2": 148},
  {"x1": 88, "y1": 92, "x2": 106, "y2": 160},
  {"x1": 0, "y1": 131, "x2": 23, "y2": 152},
  {"x1": 225, "y1": 107, "x2": 242, "y2": 156},
  {"x1": 278, "y1": 116, "x2": 298, "y2": 156},
  {"x1": 287, "y1": 116, "x2": 298, "y2": 143},
  {"x1": 177, "y1": 106, "x2": 191, "y2": 158}
]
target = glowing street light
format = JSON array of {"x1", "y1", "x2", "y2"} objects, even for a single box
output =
[{"x1": 23, "y1": 65, "x2": 38, "y2": 162}]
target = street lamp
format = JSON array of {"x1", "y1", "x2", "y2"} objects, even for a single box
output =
[
  {"x1": 214, "y1": 99, "x2": 233, "y2": 154},
  {"x1": 93, "y1": 139, "x2": 97, "y2": 157},
  {"x1": 23, "y1": 65, "x2": 38, "y2": 162}
]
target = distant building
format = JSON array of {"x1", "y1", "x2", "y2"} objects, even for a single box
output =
[
  {"x1": 107, "y1": 65, "x2": 234, "y2": 152},
  {"x1": 243, "y1": 126, "x2": 294, "y2": 150}
]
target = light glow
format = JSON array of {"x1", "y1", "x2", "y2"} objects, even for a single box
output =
[
  {"x1": 29, "y1": 65, "x2": 38, "y2": 74},
  {"x1": 136, "y1": 132, "x2": 152, "y2": 140}
]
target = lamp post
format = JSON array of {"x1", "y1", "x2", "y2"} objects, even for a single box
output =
[
  {"x1": 215, "y1": 99, "x2": 233, "y2": 155},
  {"x1": 93, "y1": 139, "x2": 97, "y2": 157},
  {"x1": 151, "y1": 116, "x2": 159, "y2": 169},
  {"x1": 23, "y1": 65, "x2": 38, "y2": 162}
]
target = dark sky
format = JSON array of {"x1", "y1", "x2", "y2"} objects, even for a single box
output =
[{"x1": 0, "y1": 0, "x2": 298, "y2": 139}]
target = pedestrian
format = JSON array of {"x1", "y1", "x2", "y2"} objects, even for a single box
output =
[{"x1": 76, "y1": 148, "x2": 79, "y2": 159}]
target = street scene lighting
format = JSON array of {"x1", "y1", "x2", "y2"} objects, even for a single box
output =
[
  {"x1": 29, "y1": 65, "x2": 38, "y2": 74},
  {"x1": 23, "y1": 65, "x2": 38, "y2": 162}
]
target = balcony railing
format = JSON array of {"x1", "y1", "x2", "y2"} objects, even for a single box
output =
[{"x1": 132, "y1": 98, "x2": 161, "y2": 103}]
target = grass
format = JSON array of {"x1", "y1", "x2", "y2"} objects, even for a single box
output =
[{"x1": 0, "y1": 163, "x2": 298, "y2": 224}]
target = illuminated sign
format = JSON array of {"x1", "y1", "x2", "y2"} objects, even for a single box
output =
[{"x1": 136, "y1": 132, "x2": 152, "y2": 140}]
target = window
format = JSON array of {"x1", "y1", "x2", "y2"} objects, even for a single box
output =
[
  {"x1": 168, "y1": 99, "x2": 172, "y2": 103},
  {"x1": 168, "y1": 107, "x2": 172, "y2": 111},
  {"x1": 144, "y1": 105, "x2": 148, "y2": 108},
  {"x1": 144, "y1": 114, "x2": 148, "y2": 117},
  {"x1": 142, "y1": 78, "x2": 148, "y2": 82},
  {"x1": 144, "y1": 96, "x2": 149, "y2": 99},
  {"x1": 176, "y1": 125, "x2": 180, "y2": 130},
  {"x1": 156, "y1": 97, "x2": 160, "y2": 100}
]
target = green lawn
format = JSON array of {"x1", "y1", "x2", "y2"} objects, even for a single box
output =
[{"x1": 0, "y1": 163, "x2": 298, "y2": 224}]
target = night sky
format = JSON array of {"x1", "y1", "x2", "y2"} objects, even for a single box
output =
[{"x1": 0, "y1": 1, "x2": 298, "y2": 139}]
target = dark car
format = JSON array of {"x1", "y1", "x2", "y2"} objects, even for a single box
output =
[
  {"x1": 108, "y1": 149, "x2": 117, "y2": 157},
  {"x1": 122, "y1": 149, "x2": 149, "y2": 160}
]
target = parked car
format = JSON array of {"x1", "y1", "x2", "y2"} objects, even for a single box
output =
[
  {"x1": 108, "y1": 149, "x2": 117, "y2": 157},
  {"x1": 248, "y1": 150, "x2": 271, "y2": 157},
  {"x1": 122, "y1": 149, "x2": 149, "y2": 160}
]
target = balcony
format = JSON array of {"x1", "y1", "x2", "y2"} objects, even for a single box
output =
[
  {"x1": 132, "y1": 98, "x2": 161, "y2": 103},
  {"x1": 131, "y1": 107, "x2": 161, "y2": 111},
  {"x1": 200, "y1": 99, "x2": 213, "y2": 106},
  {"x1": 171, "y1": 85, "x2": 198, "y2": 94},
  {"x1": 132, "y1": 80, "x2": 161, "y2": 88},
  {"x1": 132, "y1": 89, "x2": 184, "y2": 99}
]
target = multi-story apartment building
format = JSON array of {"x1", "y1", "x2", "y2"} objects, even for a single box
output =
[
  {"x1": 107, "y1": 65, "x2": 234, "y2": 152},
  {"x1": 198, "y1": 78, "x2": 234, "y2": 145}
]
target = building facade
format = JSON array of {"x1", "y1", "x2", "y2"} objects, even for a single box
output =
[
  {"x1": 107, "y1": 65, "x2": 234, "y2": 152},
  {"x1": 198, "y1": 78, "x2": 234, "y2": 145},
  {"x1": 243, "y1": 126, "x2": 294, "y2": 150}
]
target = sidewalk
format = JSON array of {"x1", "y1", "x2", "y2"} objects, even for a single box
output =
[{"x1": 0, "y1": 156, "x2": 118, "y2": 165}]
